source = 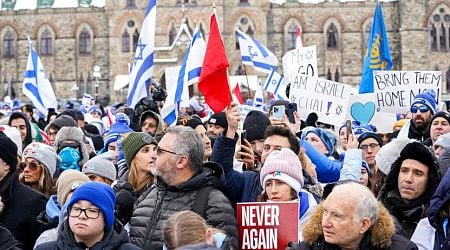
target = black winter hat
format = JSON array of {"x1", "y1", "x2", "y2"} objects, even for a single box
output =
[
  {"x1": 208, "y1": 112, "x2": 228, "y2": 129},
  {"x1": 0, "y1": 132, "x2": 18, "y2": 169},
  {"x1": 48, "y1": 115, "x2": 77, "y2": 130},
  {"x1": 358, "y1": 132, "x2": 383, "y2": 148},
  {"x1": 177, "y1": 116, "x2": 205, "y2": 130},
  {"x1": 431, "y1": 111, "x2": 450, "y2": 125},
  {"x1": 243, "y1": 111, "x2": 271, "y2": 142}
]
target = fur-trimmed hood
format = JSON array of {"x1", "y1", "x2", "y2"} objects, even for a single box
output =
[{"x1": 302, "y1": 203, "x2": 395, "y2": 248}]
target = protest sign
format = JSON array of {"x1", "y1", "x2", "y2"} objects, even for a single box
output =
[
  {"x1": 237, "y1": 202, "x2": 299, "y2": 250},
  {"x1": 373, "y1": 71, "x2": 441, "y2": 113},
  {"x1": 346, "y1": 93, "x2": 397, "y2": 133},
  {"x1": 282, "y1": 46, "x2": 318, "y2": 96},
  {"x1": 289, "y1": 75, "x2": 352, "y2": 126},
  {"x1": 238, "y1": 105, "x2": 262, "y2": 120}
]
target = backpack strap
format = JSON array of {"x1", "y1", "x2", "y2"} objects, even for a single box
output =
[{"x1": 192, "y1": 186, "x2": 214, "y2": 218}]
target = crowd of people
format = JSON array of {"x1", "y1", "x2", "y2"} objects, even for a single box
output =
[{"x1": 0, "y1": 88, "x2": 447, "y2": 249}]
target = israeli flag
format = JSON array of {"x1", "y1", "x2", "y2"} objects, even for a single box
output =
[
  {"x1": 126, "y1": 0, "x2": 156, "y2": 108},
  {"x1": 236, "y1": 28, "x2": 278, "y2": 74},
  {"x1": 253, "y1": 79, "x2": 264, "y2": 108},
  {"x1": 22, "y1": 38, "x2": 57, "y2": 117},
  {"x1": 264, "y1": 69, "x2": 288, "y2": 101}
]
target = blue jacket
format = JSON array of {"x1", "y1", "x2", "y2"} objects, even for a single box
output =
[
  {"x1": 210, "y1": 135, "x2": 261, "y2": 203},
  {"x1": 301, "y1": 140, "x2": 341, "y2": 183}
]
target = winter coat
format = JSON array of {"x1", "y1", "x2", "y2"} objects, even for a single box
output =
[
  {"x1": 35, "y1": 219, "x2": 140, "y2": 250},
  {"x1": 36, "y1": 195, "x2": 60, "y2": 234},
  {"x1": 210, "y1": 135, "x2": 261, "y2": 203},
  {"x1": 297, "y1": 203, "x2": 418, "y2": 250},
  {"x1": 129, "y1": 163, "x2": 238, "y2": 250},
  {"x1": 0, "y1": 171, "x2": 46, "y2": 250},
  {"x1": 0, "y1": 224, "x2": 20, "y2": 250},
  {"x1": 395, "y1": 119, "x2": 430, "y2": 143},
  {"x1": 411, "y1": 168, "x2": 450, "y2": 249},
  {"x1": 301, "y1": 140, "x2": 342, "y2": 183}
]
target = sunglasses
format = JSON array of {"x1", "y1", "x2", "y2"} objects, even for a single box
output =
[
  {"x1": 410, "y1": 105, "x2": 429, "y2": 113},
  {"x1": 19, "y1": 161, "x2": 42, "y2": 171}
]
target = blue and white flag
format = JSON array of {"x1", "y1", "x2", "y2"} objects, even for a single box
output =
[
  {"x1": 161, "y1": 27, "x2": 206, "y2": 127},
  {"x1": 126, "y1": 0, "x2": 156, "y2": 108},
  {"x1": 236, "y1": 28, "x2": 278, "y2": 74},
  {"x1": 22, "y1": 38, "x2": 57, "y2": 117},
  {"x1": 264, "y1": 69, "x2": 288, "y2": 101},
  {"x1": 359, "y1": 2, "x2": 392, "y2": 94},
  {"x1": 253, "y1": 79, "x2": 264, "y2": 108}
]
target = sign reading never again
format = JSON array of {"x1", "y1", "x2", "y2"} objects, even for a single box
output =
[{"x1": 373, "y1": 71, "x2": 441, "y2": 113}]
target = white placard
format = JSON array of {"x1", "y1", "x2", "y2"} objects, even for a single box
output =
[
  {"x1": 373, "y1": 71, "x2": 441, "y2": 113},
  {"x1": 282, "y1": 46, "x2": 318, "y2": 93},
  {"x1": 289, "y1": 75, "x2": 352, "y2": 126}
]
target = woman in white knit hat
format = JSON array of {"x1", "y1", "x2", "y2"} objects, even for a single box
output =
[
  {"x1": 257, "y1": 148, "x2": 317, "y2": 241},
  {"x1": 19, "y1": 142, "x2": 59, "y2": 198}
]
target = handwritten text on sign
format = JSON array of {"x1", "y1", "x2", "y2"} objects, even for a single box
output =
[
  {"x1": 289, "y1": 75, "x2": 352, "y2": 125},
  {"x1": 237, "y1": 202, "x2": 299, "y2": 250},
  {"x1": 373, "y1": 71, "x2": 441, "y2": 113},
  {"x1": 282, "y1": 46, "x2": 318, "y2": 91}
]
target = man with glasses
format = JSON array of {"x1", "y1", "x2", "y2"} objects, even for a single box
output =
[
  {"x1": 36, "y1": 182, "x2": 140, "y2": 249},
  {"x1": 129, "y1": 126, "x2": 237, "y2": 249},
  {"x1": 357, "y1": 132, "x2": 384, "y2": 196},
  {"x1": 395, "y1": 90, "x2": 437, "y2": 142}
]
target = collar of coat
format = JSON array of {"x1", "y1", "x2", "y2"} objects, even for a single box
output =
[{"x1": 302, "y1": 203, "x2": 395, "y2": 248}]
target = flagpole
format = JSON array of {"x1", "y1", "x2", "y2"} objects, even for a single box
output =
[{"x1": 242, "y1": 64, "x2": 253, "y2": 100}]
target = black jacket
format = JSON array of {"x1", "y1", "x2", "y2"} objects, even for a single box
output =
[
  {"x1": 129, "y1": 163, "x2": 237, "y2": 249},
  {"x1": 0, "y1": 171, "x2": 46, "y2": 250},
  {"x1": 35, "y1": 220, "x2": 140, "y2": 250}
]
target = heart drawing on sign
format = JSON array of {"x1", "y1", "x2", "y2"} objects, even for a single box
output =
[{"x1": 350, "y1": 102, "x2": 376, "y2": 125}]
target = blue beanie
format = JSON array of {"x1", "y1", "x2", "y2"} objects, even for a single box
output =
[
  {"x1": 303, "y1": 127, "x2": 336, "y2": 157},
  {"x1": 88, "y1": 106, "x2": 103, "y2": 116},
  {"x1": 67, "y1": 182, "x2": 116, "y2": 230},
  {"x1": 108, "y1": 113, "x2": 132, "y2": 135},
  {"x1": 411, "y1": 89, "x2": 437, "y2": 115}
]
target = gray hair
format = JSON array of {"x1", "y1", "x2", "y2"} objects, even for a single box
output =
[
  {"x1": 166, "y1": 126, "x2": 204, "y2": 172},
  {"x1": 333, "y1": 182, "x2": 379, "y2": 224}
]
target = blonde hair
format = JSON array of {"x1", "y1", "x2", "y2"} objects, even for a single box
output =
[
  {"x1": 19, "y1": 161, "x2": 54, "y2": 198},
  {"x1": 163, "y1": 211, "x2": 209, "y2": 250},
  {"x1": 128, "y1": 158, "x2": 153, "y2": 192}
]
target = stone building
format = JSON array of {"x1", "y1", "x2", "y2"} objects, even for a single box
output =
[{"x1": 1, "y1": 0, "x2": 450, "y2": 106}]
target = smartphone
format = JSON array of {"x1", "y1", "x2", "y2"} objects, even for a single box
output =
[
  {"x1": 272, "y1": 105, "x2": 286, "y2": 120},
  {"x1": 287, "y1": 103, "x2": 297, "y2": 123},
  {"x1": 345, "y1": 120, "x2": 352, "y2": 141}
]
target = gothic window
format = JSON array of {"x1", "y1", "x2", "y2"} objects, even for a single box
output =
[
  {"x1": 3, "y1": 31, "x2": 14, "y2": 58},
  {"x1": 169, "y1": 23, "x2": 177, "y2": 46},
  {"x1": 235, "y1": 16, "x2": 255, "y2": 50},
  {"x1": 133, "y1": 30, "x2": 139, "y2": 52},
  {"x1": 429, "y1": 6, "x2": 450, "y2": 51},
  {"x1": 126, "y1": 0, "x2": 135, "y2": 7},
  {"x1": 287, "y1": 23, "x2": 297, "y2": 50},
  {"x1": 199, "y1": 23, "x2": 205, "y2": 38},
  {"x1": 326, "y1": 23, "x2": 338, "y2": 49},
  {"x1": 79, "y1": 74, "x2": 85, "y2": 97},
  {"x1": 335, "y1": 68, "x2": 340, "y2": 82},
  {"x1": 327, "y1": 68, "x2": 332, "y2": 80},
  {"x1": 122, "y1": 30, "x2": 130, "y2": 53},
  {"x1": 79, "y1": 28, "x2": 91, "y2": 55},
  {"x1": 246, "y1": 26, "x2": 254, "y2": 36},
  {"x1": 40, "y1": 29, "x2": 52, "y2": 56}
]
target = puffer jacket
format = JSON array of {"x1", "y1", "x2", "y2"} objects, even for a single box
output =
[
  {"x1": 35, "y1": 219, "x2": 140, "y2": 250},
  {"x1": 129, "y1": 163, "x2": 237, "y2": 250},
  {"x1": 296, "y1": 203, "x2": 417, "y2": 250}
]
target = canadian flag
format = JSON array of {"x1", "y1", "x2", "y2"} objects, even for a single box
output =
[{"x1": 296, "y1": 26, "x2": 303, "y2": 49}]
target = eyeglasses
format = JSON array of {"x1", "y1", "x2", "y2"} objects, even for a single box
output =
[
  {"x1": 410, "y1": 105, "x2": 430, "y2": 113},
  {"x1": 69, "y1": 207, "x2": 101, "y2": 219},
  {"x1": 156, "y1": 146, "x2": 178, "y2": 156},
  {"x1": 19, "y1": 161, "x2": 42, "y2": 171},
  {"x1": 359, "y1": 143, "x2": 380, "y2": 151}
]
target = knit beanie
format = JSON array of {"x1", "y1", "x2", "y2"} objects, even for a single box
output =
[
  {"x1": 23, "y1": 142, "x2": 60, "y2": 176},
  {"x1": 431, "y1": 111, "x2": 450, "y2": 126},
  {"x1": 208, "y1": 112, "x2": 228, "y2": 129},
  {"x1": 375, "y1": 138, "x2": 417, "y2": 176},
  {"x1": 67, "y1": 182, "x2": 116, "y2": 230},
  {"x1": 82, "y1": 155, "x2": 117, "y2": 182},
  {"x1": 48, "y1": 115, "x2": 77, "y2": 130},
  {"x1": 109, "y1": 113, "x2": 133, "y2": 135},
  {"x1": 0, "y1": 132, "x2": 17, "y2": 169},
  {"x1": 260, "y1": 148, "x2": 304, "y2": 193},
  {"x1": 177, "y1": 116, "x2": 205, "y2": 130},
  {"x1": 54, "y1": 127, "x2": 83, "y2": 152},
  {"x1": 302, "y1": 127, "x2": 336, "y2": 157},
  {"x1": 357, "y1": 132, "x2": 383, "y2": 148},
  {"x1": 56, "y1": 169, "x2": 89, "y2": 206},
  {"x1": 122, "y1": 132, "x2": 157, "y2": 167},
  {"x1": 88, "y1": 106, "x2": 103, "y2": 116},
  {"x1": 411, "y1": 89, "x2": 437, "y2": 115},
  {"x1": 434, "y1": 132, "x2": 450, "y2": 150},
  {"x1": 243, "y1": 111, "x2": 271, "y2": 142},
  {"x1": 0, "y1": 125, "x2": 22, "y2": 156}
]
